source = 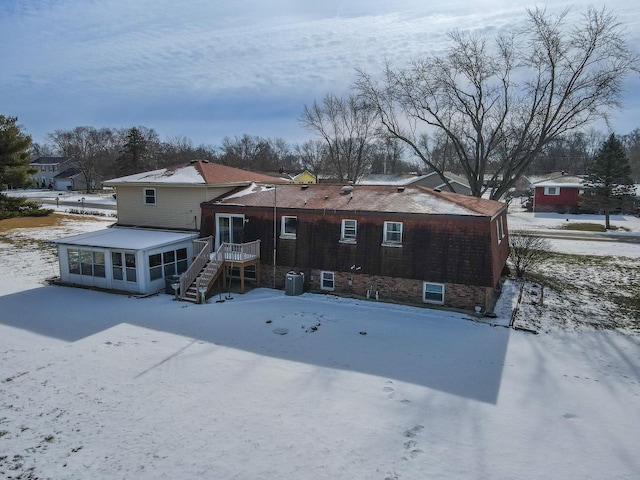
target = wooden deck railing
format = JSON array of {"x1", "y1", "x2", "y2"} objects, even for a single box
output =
[
  {"x1": 179, "y1": 236, "x2": 213, "y2": 299},
  {"x1": 179, "y1": 239, "x2": 261, "y2": 300}
]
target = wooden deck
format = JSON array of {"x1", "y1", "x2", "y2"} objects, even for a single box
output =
[{"x1": 178, "y1": 238, "x2": 261, "y2": 302}]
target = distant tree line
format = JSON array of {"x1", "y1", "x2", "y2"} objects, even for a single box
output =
[{"x1": 2, "y1": 6, "x2": 639, "y2": 199}]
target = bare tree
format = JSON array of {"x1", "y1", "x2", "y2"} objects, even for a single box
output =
[
  {"x1": 49, "y1": 126, "x2": 117, "y2": 192},
  {"x1": 356, "y1": 6, "x2": 638, "y2": 200},
  {"x1": 509, "y1": 231, "x2": 553, "y2": 278},
  {"x1": 294, "y1": 139, "x2": 327, "y2": 179},
  {"x1": 299, "y1": 93, "x2": 378, "y2": 182}
]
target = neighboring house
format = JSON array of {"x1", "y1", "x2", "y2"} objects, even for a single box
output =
[
  {"x1": 532, "y1": 172, "x2": 584, "y2": 213},
  {"x1": 200, "y1": 183, "x2": 509, "y2": 311},
  {"x1": 104, "y1": 160, "x2": 288, "y2": 232},
  {"x1": 53, "y1": 168, "x2": 89, "y2": 192},
  {"x1": 292, "y1": 170, "x2": 317, "y2": 184},
  {"x1": 358, "y1": 172, "x2": 472, "y2": 195},
  {"x1": 54, "y1": 160, "x2": 287, "y2": 296},
  {"x1": 29, "y1": 157, "x2": 73, "y2": 189}
]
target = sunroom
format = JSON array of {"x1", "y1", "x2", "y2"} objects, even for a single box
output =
[{"x1": 53, "y1": 227, "x2": 198, "y2": 295}]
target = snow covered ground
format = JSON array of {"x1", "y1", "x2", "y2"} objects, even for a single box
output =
[{"x1": 1, "y1": 211, "x2": 639, "y2": 479}]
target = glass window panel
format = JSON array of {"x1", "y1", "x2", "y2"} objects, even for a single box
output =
[
  {"x1": 81, "y1": 250, "x2": 93, "y2": 275},
  {"x1": 150, "y1": 266, "x2": 162, "y2": 281},
  {"x1": 126, "y1": 268, "x2": 137, "y2": 282},
  {"x1": 68, "y1": 249, "x2": 80, "y2": 274},
  {"x1": 163, "y1": 251, "x2": 175, "y2": 264},
  {"x1": 176, "y1": 248, "x2": 187, "y2": 260},
  {"x1": 112, "y1": 252, "x2": 122, "y2": 267},
  {"x1": 149, "y1": 253, "x2": 162, "y2": 268},
  {"x1": 125, "y1": 253, "x2": 136, "y2": 268},
  {"x1": 177, "y1": 260, "x2": 188, "y2": 274},
  {"x1": 113, "y1": 267, "x2": 123, "y2": 280},
  {"x1": 164, "y1": 263, "x2": 176, "y2": 277}
]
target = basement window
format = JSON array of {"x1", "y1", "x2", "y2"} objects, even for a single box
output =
[
  {"x1": 423, "y1": 282, "x2": 445, "y2": 305},
  {"x1": 320, "y1": 271, "x2": 335, "y2": 291}
]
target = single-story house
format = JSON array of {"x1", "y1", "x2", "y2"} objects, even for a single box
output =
[
  {"x1": 53, "y1": 227, "x2": 199, "y2": 295},
  {"x1": 532, "y1": 172, "x2": 584, "y2": 213},
  {"x1": 199, "y1": 183, "x2": 509, "y2": 311}
]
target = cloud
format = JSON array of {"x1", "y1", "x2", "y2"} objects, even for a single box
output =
[{"x1": 1, "y1": 0, "x2": 639, "y2": 144}]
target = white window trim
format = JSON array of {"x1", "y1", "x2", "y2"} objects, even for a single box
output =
[
  {"x1": 423, "y1": 282, "x2": 445, "y2": 305},
  {"x1": 340, "y1": 219, "x2": 357, "y2": 243},
  {"x1": 544, "y1": 186, "x2": 559, "y2": 196},
  {"x1": 144, "y1": 187, "x2": 157, "y2": 205},
  {"x1": 382, "y1": 221, "x2": 403, "y2": 246},
  {"x1": 320, "y1": 271, "x2": 335, "y2": 291},
  {"x1": 280, "y1": 215, "x2": 297, "y2": 238}
]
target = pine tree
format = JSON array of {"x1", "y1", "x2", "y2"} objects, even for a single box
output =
[
  {"x1": 116, "y1": 127, "x2": 149, "y2": 176},
  {"x1": 582, "y1": 134, "x2": 635, "y2": 229},
  {"x1": 0, "y1": 115, "x2": 34, "y2": 188}
]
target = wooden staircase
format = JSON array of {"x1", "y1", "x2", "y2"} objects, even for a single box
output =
[{"x1": 177, "y1": 238, "x2": 261, "y2": 304}]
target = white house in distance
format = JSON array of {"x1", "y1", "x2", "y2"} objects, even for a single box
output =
[{"x1": 53, "y1": 160, "x2": 287, "y2": 295}]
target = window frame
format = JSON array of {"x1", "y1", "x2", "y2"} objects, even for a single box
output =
[
  {"x1": 544, "y1": 186, "x2": 559, "y2": 196},
  {"x1": 423, "y1": 282, "x2": 445, "y2": 305},
  {"x1": 320, "y1": 271, "x2": 335, "y2": 291},
  {"x1": 383, "y1": 221, "x2": 403, "y2": 246},
  {"x1": 340, "y1": 219, "x2": 357, "y2": 243},
  {"x1": 280, "y1": 215, "x2": 297, "y2": 238},
  {"x1": 143, "y1": 188, "x2": 157, "y2": 205}
]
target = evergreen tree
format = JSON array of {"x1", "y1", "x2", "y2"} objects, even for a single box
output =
[
  {"x1": 582, "y1": 134, "x2": 635, "y2": 229},
  {"x1": 0, "y1": 115, "x2": 34, "y2": 189},
  {"x1": 116, "y1": 127, "x2": 148, "y2": 176}
]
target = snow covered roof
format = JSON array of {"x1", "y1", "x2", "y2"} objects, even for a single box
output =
[
  {"x1": 533, "y1": 173, "x2": 584, "y2": 188},
  {"x1": 212, "y1": 184, "x2": 505, "y2": 216},
  {"x1": 52, "y1": 227, "x2": 198, "y2": 250},
  {"x1": 104, "y1": 160, "x2": 288, "y2": 186}
]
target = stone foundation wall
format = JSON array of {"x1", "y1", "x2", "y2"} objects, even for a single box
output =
[{"x1": 260, "y1": 264, "x2": 495, "y2": 312}]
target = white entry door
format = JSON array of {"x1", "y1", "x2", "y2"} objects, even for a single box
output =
[{"x1": 215, "y1": 214, "x2": 245, "y2": 248}]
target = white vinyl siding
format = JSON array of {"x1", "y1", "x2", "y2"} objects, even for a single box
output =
[{"x1": 114, "y1": 185, "x2": 233, "y2": 231}]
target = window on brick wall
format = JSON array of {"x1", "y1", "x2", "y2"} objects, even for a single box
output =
[
  {"x1": 320, "y1": 271, "x2": 335, "y2": 291},
  {"x1": 383, "y1": 221, "x2": 403, "y2": 245},
  {"x1": 341, "y1": 219, "x2": 357, "y2": 242},
  {"x1": 423, "y1": 282, "x2": 445, "y2": 304}
]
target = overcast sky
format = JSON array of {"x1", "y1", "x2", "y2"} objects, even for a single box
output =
[{"x1": 1, "y1": 0, "x2": 639, "y2": 148}]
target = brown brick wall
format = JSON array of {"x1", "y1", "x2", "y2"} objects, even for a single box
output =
[{"x1": 261, "y1": 263, "x2": 495, "y2": 311}]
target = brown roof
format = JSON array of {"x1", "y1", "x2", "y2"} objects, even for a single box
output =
[
  {"x1": 215, "y1": 184, "x2": 505, "y2": 217},
  {"x1": 195, "y1": 161, "x2": 289, "y2": 184}
]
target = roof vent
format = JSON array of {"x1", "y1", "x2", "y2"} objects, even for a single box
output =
[
  {"x1": 301, "y1": 184, "x2": 309, "y2": 190},
  {"x1": 433, "y1": 187, "x2": 442, "y2": 193},
  {"x1": 397, "y1": 186, "x2": 405, "y2": 192},
  {"x1": 341, "y1": 185, "x2": 353, "y2": 195}
]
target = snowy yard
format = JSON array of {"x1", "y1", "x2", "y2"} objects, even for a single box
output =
[{"x1": 0, "y1": 212, "x2": 639, "y2": 479}]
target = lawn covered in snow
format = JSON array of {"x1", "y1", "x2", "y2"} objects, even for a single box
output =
[{"x1": 0, "y1": 213, "x2": 639, "y2": 479}]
